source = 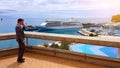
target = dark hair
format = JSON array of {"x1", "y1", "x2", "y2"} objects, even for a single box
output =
[{"x1": 17, "y1": 18, "x2": 24, "y2": 23}]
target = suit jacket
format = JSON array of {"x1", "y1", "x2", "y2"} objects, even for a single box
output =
[{"x1": 15, "y1": 24, "x2": 25, "y2": 41}]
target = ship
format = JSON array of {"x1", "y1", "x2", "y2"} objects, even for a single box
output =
[{"x1": 40, "y1": 18, "x2": 82, "y2": 30}]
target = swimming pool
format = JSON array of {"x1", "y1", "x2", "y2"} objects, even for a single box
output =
[{"x1": 70, "y1": 44, "x2": 118, "y2": 58}]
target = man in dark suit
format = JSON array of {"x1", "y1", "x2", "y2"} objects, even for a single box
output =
[{"x1": 15, "y1": 18, "x2": 25, "y2": 63}]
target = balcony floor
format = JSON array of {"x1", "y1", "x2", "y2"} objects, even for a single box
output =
[{"x1": 0, "y1": 52, "x2": 109, "y2": 68}]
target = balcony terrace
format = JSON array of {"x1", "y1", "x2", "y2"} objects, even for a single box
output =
[{"x1": 0, "y1": 32, "x2": 120, "y2": 68}]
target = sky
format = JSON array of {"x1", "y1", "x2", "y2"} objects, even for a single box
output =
[{"x1": 0, "y1": 0, "x2": 120, "y2": 18}]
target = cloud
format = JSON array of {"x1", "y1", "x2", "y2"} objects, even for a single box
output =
[
  {"x1": 0, "y1": 0, "x2": 120, "y2": 18},
  {"x1": 36, "y1": 0, "x2": 120, "y2": 10},
  {"x1": 0, "y1": 0, "x2": 120, "y2": 11},
  {"x1": 0, "y1": 9, "x2": 16, "y2": 15}
]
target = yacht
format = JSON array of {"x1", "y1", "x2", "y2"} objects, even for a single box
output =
[
  {"x1": 77, "y1": 28, "x2": 98, "y2": 36},
  {"x1": 40, "y1": 18, "x2": 82, "y2": 29}
]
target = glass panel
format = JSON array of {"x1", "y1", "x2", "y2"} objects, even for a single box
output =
[
  {"x1": 28, "y1": 39, "x2": 70, "y2": 50},
  {"x1": 28, "y1": 38, "x2": 54, "y2": 46},
  {"x1": 0, "y1": 39, "x2": 18, "y2": 50}
]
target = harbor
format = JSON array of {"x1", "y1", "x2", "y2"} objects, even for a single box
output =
[
  {"x1": 1, "y1": 0, "x2": 120, "y2": 68},
  {"x1": 0, "y1": 18, "x2": 120, "y2": 59}
]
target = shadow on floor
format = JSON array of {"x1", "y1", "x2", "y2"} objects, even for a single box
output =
[{"x1": 7, "y1": 62, "x2": 22, "y2": 68}]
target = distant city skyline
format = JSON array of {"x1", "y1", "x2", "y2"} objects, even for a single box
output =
[{"x1": 0, "y1": 0, "x2": 120, "y2": 18}]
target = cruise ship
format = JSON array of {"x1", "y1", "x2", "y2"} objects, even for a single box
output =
[{"x1": 40, "y1": 18, "x2": 82, "y2": 29}]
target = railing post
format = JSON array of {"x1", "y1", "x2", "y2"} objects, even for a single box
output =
[
  {"x1": 118, "y1": 48, "x2": 120, "y2": 59},
  {"x1": 26, "y1": 37, "x2": 28, "y2": 46}
]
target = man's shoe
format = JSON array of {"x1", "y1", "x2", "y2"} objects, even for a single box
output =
[
  {"x1": 17, "y1": 58, "x2": 25, "y2": 61},
  {"x1": 17, "y1": 60, "x2": 25, "y2": 63},
  {"x1": 21, "y1": 58, "x2": 25, "y2": 60},
  {"x1": 17, "y1": 59, "x2": 25, "y2": 63}
]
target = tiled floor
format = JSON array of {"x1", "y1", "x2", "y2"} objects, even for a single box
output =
[{"x1": 0, "y1": 52, "x2": 109, "y2": 68}]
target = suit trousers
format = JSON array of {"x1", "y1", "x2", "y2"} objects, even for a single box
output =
[{"x1": 17, "y1": 40, "x2": 25, "y2": 59}]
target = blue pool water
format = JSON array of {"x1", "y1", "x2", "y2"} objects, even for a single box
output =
[
  {"x1": 0, "y1": 18, "x2": 119, "y2": 58},
  {"x1": 70, "y1": 44, "x2": 118, "y2": 58}
]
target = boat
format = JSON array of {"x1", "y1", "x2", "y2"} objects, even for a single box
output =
[
  {"x1": 40, "y1": 18, "x2": 82, "y2": 30},
  {"x1": 78, "y1": 27, "x2": 117, "y2": 36},
  {"x1": 77, "y1": 28, "x2": 99, "y2": 36},
  {"x1": 25, "y1": 25, "x2": 37, "y2": 31}
]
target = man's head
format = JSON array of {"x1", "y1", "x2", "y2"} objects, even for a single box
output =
[{"x1": 17, "y1": 18, "x2": 24, "y2": 26}]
